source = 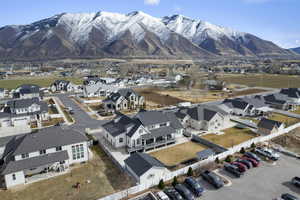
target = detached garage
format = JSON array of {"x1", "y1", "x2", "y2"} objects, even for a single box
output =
[{"x1": 124, "y1": 153, "x2": 169, "y2": 184}]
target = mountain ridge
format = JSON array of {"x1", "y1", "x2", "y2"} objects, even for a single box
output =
[{"x1": 0, "y1": 11, "x2": 296, "y2": 61}]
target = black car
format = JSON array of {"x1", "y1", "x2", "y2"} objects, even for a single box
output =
[
  {"x1": 292, "y1": 177, "x2": 300, "y2": 188},
  {"x1": 184, "y1": 177, "x2": 204, "y2": 197},
  {"x1": 244, "y1": 152, "x2": 261, "y2": 162},
  {"x1": 224, "y1": 163, "x2": 243, "y2": 178},
  {"x1": 164, "y1": 188, "x2": 184, "y2": 200},
  {"x1": 281, "y1": 193, "x2": 299, "y2": 200},
  {"x1": 201, "y1": 170, "x2": 224, "y2": 189},
  {"x1": 236, "y1": 158, "x2": 252, "y2": 169},
  {"x1": 174, "y1": 184, "x2": 195, "y2": 200}
]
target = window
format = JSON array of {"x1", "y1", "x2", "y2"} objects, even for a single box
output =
[
  {"x1": 21, "y1": 153, "x2": 29, "y2": 159},
  {"x1": 72, "y1": 144, "x2": 85, "y2": 160},
  {"x1": 12, "y1": 174, "x2": 16, "y2": 181},
  {"x1": 56, "y1": 146, "x2": 62, "y2": 151},
  {"x1": 40, "y1": 149, "x2": 46, "y2": 155},
  {"x1": 160, "y1": 123, "x2": 167, "y2": 127},
  {"x1": 119, "y1": 138, "x2": 124, "y2": 143}
]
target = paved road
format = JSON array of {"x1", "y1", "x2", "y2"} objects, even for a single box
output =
[
  {"x1": 198, "y1": 154, "x2": 300, "y2": 200},
  {"x1": 273, "y1": 109, "x2": 300, "y2": 119},
  {"x1": 54, "y1": 93, "x2": 108, "y2": 133}
]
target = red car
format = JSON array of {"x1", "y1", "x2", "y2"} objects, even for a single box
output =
[
  {"x1": 242, "y1": 156, "x2": 259, "y2": 167},
  {"x1": 232, "y1": 162, "x2": 247, "y2": 172}
]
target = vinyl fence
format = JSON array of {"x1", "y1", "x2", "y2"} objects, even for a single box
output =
[{"x1": 98, "y1": 122, "x2": 300, "y2": 200}]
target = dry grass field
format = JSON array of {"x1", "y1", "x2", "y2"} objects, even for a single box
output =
[
  {"x1": 269, "y1": 113, "x2": 300, "y2": 126},
  {"x1": 220, "y1": 74, "x2": 300, "y2": 88},
  {"x1": 150, "y1": 142, "x2": 207, "y2": 166},
  {"x1": 201, "y1": 128, "x2": 258, "y2": 148},
  {"x1": 0, "y1": 146, "x2": 134, "y2": 200}
]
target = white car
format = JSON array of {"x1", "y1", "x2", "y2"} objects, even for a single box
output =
[
  {"x1": 156, "y1": 191, "x2": 170, "y2": 200},
  {"x1": 255, "y1": 147, "x2": 280, "y2": 161}
]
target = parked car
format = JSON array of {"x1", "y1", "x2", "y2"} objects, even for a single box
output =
[
  {"x1": 224, "y1": 163, "x2": 243, "y2": 178},
  {"x1": 184, "y1": 177, "x2": 204, "y2": 197},
  {"x1": 244, "y1": 152, "x2": 261, "y2": 162},
  {"x1": 292, "y1": 177, "x2": 300, "y2": 187},
  {"x1": 164, "y1": 188, "x2": 184, "y2": 200},
  {"x1": 200, "y1": 170, "x2": 224, "y2": 189},
  {"x1": 281, "y1": 193, "x2": 299, "y2": 200},
  {"x1": 255, "y1": 147, "x2": 280, "y2": 161},
  {"x1": 174, "y1": 184, "x2": 195, "y2": 200},
  {"x1": 156, "y1": 191, "x2": 170, "y2": 200},
  {"x1": 236, "y1": 158, "x2": 252, "y2": 169},
  {"x1": 242, "y1": 156, "x2": 259, "y2": 167},
  {"x1": 232, "y1": 162, "x2": 247, "y2": 172}
]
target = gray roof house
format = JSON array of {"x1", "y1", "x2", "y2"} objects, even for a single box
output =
[
  {"x1": 102, "y1": 110, "x2": 183, "y2": 154},
  {"x1": 13, "y1": 84, "x2": 42, "y2": 99},
  {"x1": 257, "y1": 118, "x2": 285, "y2": 135},
  {"x1": 0, "y1": 127, "x2": 89, "y2": 188},
  {"x1": 124, "y1": 152, "x2": 168, "y2": 183},
  {"x1": 83, "y1": 82, "x2": 119, "y2": 98}
]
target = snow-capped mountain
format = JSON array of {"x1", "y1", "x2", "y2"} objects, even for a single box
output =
[{"x1": 0, "y1": 11, "x2": 294, "y2": 60}]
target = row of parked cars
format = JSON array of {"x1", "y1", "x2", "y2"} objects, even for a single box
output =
[{"x1": 157, "y1": 170, "x2": 225, "y2": 200}]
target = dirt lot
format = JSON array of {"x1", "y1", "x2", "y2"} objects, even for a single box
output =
[
  {"x1": 201, "y1": 128, "x2": 258, "y2": 148},
  {"x1": 273, "y1": 128, "x2": 300, "y2": 154},
  {"x1": 0, "y1": 146, "x2": 134, "y2": 200},
  {"x1": 220, "y1": 74, "x2": 300, "y2": 88},
  {"x1": 149, "y1": 141, "x2": 207, "y2": 166}
]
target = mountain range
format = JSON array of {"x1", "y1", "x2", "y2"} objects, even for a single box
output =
[
  {"x1": 0, "y1": 11, "x2": 296, "y2": 61},
  {"x1": 290, "y1": 47, "x2": 300, "y2": 54}
]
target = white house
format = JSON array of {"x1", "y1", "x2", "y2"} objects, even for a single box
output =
[
  {"x1": 83, "y1": 82, "x2": 119, "y2": 98},
  {"x1": 0, "y1": 127, "x2": 89, "y2": 188},
  {"x1": 279, "y1": 88, "x2": 300, "y2": 105},
  {"x1": 124, "y1": 153, "x2": 169, "y2": 184},
  {"x1": 13, "y1": 84, "x2": 41, "y2": 99},
  {"x1": 102, "y1": 110, "x2": 184, "y2": 154},
  {"x1": 257, "y1": 118, "x2": 285, "y2": 135},
  {"x1": 50, "y1": 80, "x2": 75, "y2": 93},
  {"x1": 0, "y1": 88, "x2": 5, "y2": 99}
]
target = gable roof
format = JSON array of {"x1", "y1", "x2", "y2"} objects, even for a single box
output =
[
  {"x1": 165, "y1": 112, "x2": 184, "y2": 129},
  {"x1": 6, "y1": 97, "x2": 41, "y2": 109},
  {"x1": 223, "y1": 99, "x2": 249, "y2": 110},
  {"x1": 257, "y1": 118, "x2": 283, "y2": 131},
  {"x1": 124, "y1": 153, "x2": 165, "y2": 177},
  {"x1": 135, "y1": 110, "x2": 170, "y2": 126},
  {"x1": 187, "y1": 106, "x2": 219, "y2": 121},
  {"x1": 16, "y1": 84, "x2": 40, "y2": 94},
  {"x1": 280, "y1": 88, "x2": 300, "y2": 98}
]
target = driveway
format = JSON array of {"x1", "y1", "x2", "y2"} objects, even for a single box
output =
[
  {"x1": 198, "y1": 154, "x2": 300, "y2": 200},
  {"x1": 54, "y1": 93, "x2": 109, "y2": 133}
]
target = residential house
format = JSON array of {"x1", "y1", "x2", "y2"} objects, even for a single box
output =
[
  {"x1": 124, "y1": 152, "x2": 168, "y2": 184},
  {"x1": 0, "y1": 97, "x2": 48, "y2": 128},
  {"x1": 102, "y1": 110, "x2": 183, "y2": 154},
  {"x1": 203, "y1": 80, "x2": 225, "y2": 90},
  {"x1": 83, "y1": 82, "x2": 118, "y2": 98},
  {"x1": 257, "y1": 118, "x2": 285, "y2": 135},
  {"x1": 0, "y1": 127, "x2": 89, "y2": 188},
  {"x1": 13, "y1": 84, "x2": 41, "y2": 99},
  {"x1": 218, "y1": 99, "x2": 254, "y2": 116},
  {"x1": 176, "y1": 105, "x2": 232, "y2": 132},
  {"x1": 261, "y1": 94, "x2": 294, "y2": 110},
  {"x1": 103, "y1": 89, "x2": 144, "y2": 112},
  {"x1": 50, "y1": 80, "x2": 74, "y2": 93},
  {"x1": 235, "y1": 96, "x2": 271, "y2": 116},
  {"x1": 279, "y1": 88, "x2": 300, "y2": 105}
]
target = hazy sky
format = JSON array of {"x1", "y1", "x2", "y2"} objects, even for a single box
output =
[{"x1": 0, "y1": 0, "x2": 299, "y2": 48}]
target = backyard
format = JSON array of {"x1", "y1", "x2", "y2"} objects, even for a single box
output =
[
  {"x1": 201, "y1": 128, "x2": 258, "y2": 148},
  {"x1": 149, "y1": 141, "x2": 207, "y2": 166},
  {"x1": 269, "y1": 113, "x2": 300, "y2": 126},
  {"x1": 0, "y1": 146, "x2": 134, "y2": 200}
]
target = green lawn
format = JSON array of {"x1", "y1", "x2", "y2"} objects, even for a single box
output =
[{"x1": 0, "y1": 77, "x2": 83, "y2": 90}]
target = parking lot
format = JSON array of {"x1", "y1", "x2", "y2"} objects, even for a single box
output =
[{"x1": 198, "y1": 154, "x2": 300, "y2": 200}]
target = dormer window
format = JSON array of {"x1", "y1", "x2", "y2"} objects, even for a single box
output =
[{"x1": 21, "y1": 153, "x2": 29, "y2": 159}]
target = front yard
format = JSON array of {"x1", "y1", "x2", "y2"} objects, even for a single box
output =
[
  {"x1": 0, "y1": 146, "x2": 134, "y2": 200},
  {"x1": 149, "y1": 141, "x2": 207, "y2": 166},
  {"x1": 201, "y1": 128, "x2": 258, "y2": 148}
]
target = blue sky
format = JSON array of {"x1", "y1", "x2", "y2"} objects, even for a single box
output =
[{"x1": 0, "y1": 0, "x2": 299, "y2": 48}]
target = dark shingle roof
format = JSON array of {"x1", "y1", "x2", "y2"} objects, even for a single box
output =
[
  {"x1": 258, "y1": 118, "x2": 283, "y2": 130},
  {"x1": 142, "y1": 126, "x2": 175, "y2": 139},
  {"x1": 280, "y1": 88, "x2": 300, "y2": 98},
  {"x1": 187, "y1": 106, "x2": 218, "y2": 121},
  {"x1": 223, "y1": 99, "x2": 249, "y2": 110},
  {"x1": 6, "y1": 97, "x2": 41, "y2": 109},
  {"x1": 124, "y1": 153, "x2": 165, "y2": 177},
  {"x1": 165, "y1": 112, "x2": 184, "y2": 130},
  {"x1": 135, "y1": 110, "x2": 170, "y2": 126},
  {"x1": 17, "y1": 84, "x2": 40, "y2": 94},
  {"x1": 1, "y1": 151, "x2": 68, "y2": 175}
]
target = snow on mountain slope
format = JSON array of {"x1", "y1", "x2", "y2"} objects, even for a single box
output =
[{"x1": 162, "y1": 14, "x2": 246, "y2": 44}]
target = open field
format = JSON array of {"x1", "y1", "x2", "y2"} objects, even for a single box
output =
[
  {"x1": 232, "y1": 88, "x2": 268, "y2": 96},
  {"x1": 150, "y1": 142, "x2": 207, "y2": 166},
  {"x1": 220, "y1": 74, "x2": 300, "y2": 88},
  {"x1": 272, "y1": 128, "x2": 300, "y2": 154},
  {"x1": 201, "y1": 128, "x2": 258, "y2": 148},
  {"x1": 0, "y1": 146, "x2": 134, "y2": 200},
  {"x1": 0, "y1": 77, "x2": 82, "y2": 90},
  {"x1": 269, "y1": 113, "x2": 300, "y2": 126}
]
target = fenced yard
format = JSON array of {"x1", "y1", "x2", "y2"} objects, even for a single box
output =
[
  {"x1": 149, "y1": 141, "x2": 207, "y2": 166},
  {"x1": 0, "y1": 146, "x2": 134, "y2": 200},
  {"x1": 269, "y1": 113, "x2": 300, "y2": 126},
  {"x1": 201, "y1": 128, "x2": 258, "y2": 148}
]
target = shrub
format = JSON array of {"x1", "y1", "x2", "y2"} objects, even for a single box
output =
[
  {"x1": 225, "y1": 155, "x2": 233, "y2": 163},
  {"x1": 158, "y1": 179, "x2": 165, "y2": 190},
  {"x1": 251, "y1": 142, "x2": 256, "y2": 148},
  {"x1": 172, "y1": 176, "x2": 178, "y2": 187},
  {"x1": 240, "y1": 147, "x2": 246, "y2": 154},
  {"x1": 215, "y1": 157, "x2": 220, "y2": 164},
  {"x1": 187, "y1": 167, "x2": 194, "y2": 177}
]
